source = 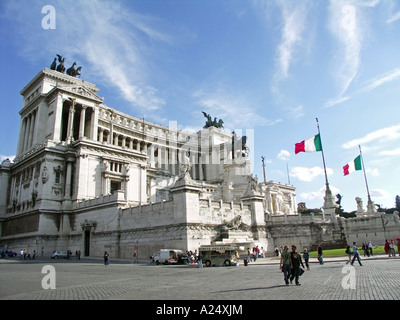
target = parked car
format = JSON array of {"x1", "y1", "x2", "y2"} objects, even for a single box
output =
[
  {"x1": 0, "y1": 248, "x2": 17, "y2": 258},
  {"x1": 50, "y1": 250, "x2": 68, "y2": 259}
]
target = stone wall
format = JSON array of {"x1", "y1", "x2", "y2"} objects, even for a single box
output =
[{"x1": 2, "y1": 195, "x2": 400, "y2": 259}]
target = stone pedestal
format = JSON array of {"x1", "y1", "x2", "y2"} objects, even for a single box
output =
[
  {"x1": 323, "y1": 185, "x2": 338, "y2": 221},
  {"x1": 366, "y1": 199, "x2": 377, "y2": 214},
  {"x1": 241, "y1": 193, "x2": 265, "y2": 227},
  {"x1": 170, "y1": 175, "x2": 201, "y2": 224}
]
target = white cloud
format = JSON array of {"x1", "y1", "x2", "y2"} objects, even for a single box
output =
[
  {"x1": 380, "y1": 148, "x2": 400, "y2": 156},
  {"x1": 370, "y1": 188, "x2": 391, "y2": 199},
  {"x1": 387, "y1": 11, "x2": 400, "y2": 24},
  {"x1": 277, "y1": 150, "x2": 290, "y2": 161},
  {"x1": 3, "y1": 0, "x2": 169, "y2": 112},
  {"x1": 275, "y1": 1, "x2": 308, "y2": 81},
  {"x1": 366, "y1": 168, "x2": 379, "y2": 177},
  {"x1": 342, "y1": 125, "x2": 400, "y2": 149},
  {"x1": 300, "y1": 185, "x2": 340, "y2": 202},
  {"x1": 361, "y1": 67, "x2": 400, "y2": 92},
  {"x1": 328, "y1": 1, "x2": 362, "y2": 97},
  {"x1": 324, "y1": 96, "x2": 350, "y2": 108},
  {"x1": 290, "y1": 166, "x2": 333, "y2": 182},
  {"x1": 0, "y1": 155, "x2": 15, "y2": 163},
  {"x1": 193, "y1": 86, "x2": 281, "y2": 130}
]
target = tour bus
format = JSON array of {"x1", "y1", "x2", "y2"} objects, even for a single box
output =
[{"x1": 199, "y1": 245, "x2": 239, "y2": 267}]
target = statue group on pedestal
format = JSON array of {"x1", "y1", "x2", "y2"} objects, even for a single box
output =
[
  {"x1": 202, "y1": 111, "x2": 224, "y2": 129},
  {"x1": 50, "y1": 54, "x2": 82, "y2": 77}
]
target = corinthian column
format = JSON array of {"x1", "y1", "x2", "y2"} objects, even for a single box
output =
[
  {"x1": 66, "y1": 99, "x2": 76, "y2": 143},
  {"x1": 79, "y1": 105, "x2": 87, "y2": 139}
]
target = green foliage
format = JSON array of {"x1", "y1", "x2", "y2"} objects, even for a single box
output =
[
  {"x1": 395, "y1": 195, "x2": 400, "y2": 210},
  {"x1": 308, "y1": 246, "x2": 386, "y2": 258}
]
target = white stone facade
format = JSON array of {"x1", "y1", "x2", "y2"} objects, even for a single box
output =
[{"x1": 0, "y1": 68, "x2": 399, "y2": 259}]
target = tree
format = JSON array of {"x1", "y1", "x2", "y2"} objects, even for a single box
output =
[{"x1": 395, "y1": 195, "x2": 400, "y2": 210}]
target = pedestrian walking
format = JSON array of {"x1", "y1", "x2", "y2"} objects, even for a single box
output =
[
  {"x1": 104, "y1": 251, "x2": 110, "y2": 266},
  {"x1": 384, "y1": 239, "x2": 390, "y2": 256},
  {"x1": 247, "y1": 248, "x2": 252, "y2": 262},
  {"x1": 368, "y1": 241, "x2": 373, "y2": 256},
  {"x1": 253, "y1": 246, "x2": 259, "y2": 261},
  {"x1": 317, "y1": 245, "x2": 324, "y2": 265},
  {"x1": 351, "y1": 242, "x2": 362, "y2": 266},
  {"x1": 303, "y1": 248, "x2": 310, "y2": 270},
  {"x1": 397, "y1": 238, "x2": 400, "y2": 257},
  {"x1": 362, "y1": 243, "x2": 369, "y2": 257},
  {"x1": 290, "y1": 245, "x2": 305, "y2": 286},
  {"x1": 279, "y1": 245, "x2": 292, "y2": 286},
  {"x1": 345, "y1": 245, "x2": 352, "y2": 264},
  {"x1": 197, "y1": 254, "x2": 203, "y2": 268},
  {"x1": 389, "y1": 239, "x2": 396, "y2": 257}
]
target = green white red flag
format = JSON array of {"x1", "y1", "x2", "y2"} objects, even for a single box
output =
[
  {"x1": 343, "y1": 155, "x2": 362, "y2": 176},
  {"x1": 295, "y1": 134, "x2": 322, "y2": 154}
]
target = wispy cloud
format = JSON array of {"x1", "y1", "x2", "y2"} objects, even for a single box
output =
[
  {"x1": 370, "y1": 188, "x2": 390, "y2": 199},
  {"x1": 361, "y1": 67, "x2": 400, "y2": 92},
  {"x1": 2, "y1": 0, "x2": 170, "y2": 112},
  {"x1": 299, "y1": 185, "x2": 340, "y2": 202},
  {"x1": 386, "y1": 11, "x2": 400, "y2": 24},
  {"x1": 0, "y1": 155, "x2": 15, "y2": 163},
  {"x1": 193, "y1": 86, "x2": 282, "y2": 130},
  {"x1": 380, "y1": 148, "x2": 400, "y2": 156},
  {"x1": 325, "y1": 0, "x2": 381, "y2": 107},
  {"x1": 275, "y1": 1, "x2": 308, "y2": 81},
  {"x1": 290, "y1": 166, "x2": 333, "y2": 182},
  {"x1": 328, "y1": 1, "x2": 362, "y2": 97},
  {"x1": 342, "y1": 125, "x2": 400, "y2": 149},
  {"x1": 324, "y1": 96, "x2": 350, "y2": 108}
]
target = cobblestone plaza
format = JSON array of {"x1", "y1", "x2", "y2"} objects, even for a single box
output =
[{"x1": 0, "y1": 255, "x2": 398, "y2": 302}]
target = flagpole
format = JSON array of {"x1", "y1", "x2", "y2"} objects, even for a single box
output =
[
  {"x1": 316, "y1": 118, "x2": 336, "y2": 210},
  {"x1": 358, "y1": 145, "x2": 370, "y2": 199},
  {"x1": 316, "y1": 118, "x2": 329, "y2": 188},
  {"x1": 359, "y1": 145, "x2": 375, "y2": 213}
]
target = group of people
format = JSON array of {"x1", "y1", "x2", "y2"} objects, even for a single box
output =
[
  {"x1": 246, "y1": 246, "x2": 265, "y2": 262},
  {"x1": 19, "y1": 249, "x2": 36, "y2": 260},
  {"x1": 279, "y1": 245, "x2": 307, "y2": 286},
  {"x1": 384, "y1": 239, "x2": 399, "y2": 257},
  {"x1": 361, "y1": 241, "x2": 373, "y2": 257},
  {"x1": 278, "y1": 241, "x2": 371, "y2": 286},
  {"x1": 185, "y1": 250, "x2": 200, "y2": 264}
]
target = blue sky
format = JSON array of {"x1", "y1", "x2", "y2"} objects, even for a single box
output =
[{"x1": 1, "y1": 0, "x2": 399, "y2": 212}]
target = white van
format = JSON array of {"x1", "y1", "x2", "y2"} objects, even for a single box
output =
[{"x1": 152, "y1": 249, "x2": 183, "y2": 265}]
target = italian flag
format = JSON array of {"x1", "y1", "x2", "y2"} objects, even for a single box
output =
[
  {"x1": 295, "y1": 134, "x2": 322, "y2": 154},
  {"x1": 343, "y1": 155, "x2": 362, "y2": 176}
]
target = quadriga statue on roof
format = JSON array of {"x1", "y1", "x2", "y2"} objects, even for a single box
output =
[
  {"x1": 49, "y1": 55, "x2": 82, "y2": 77},
  {"x1": 202, "y1": 111, "x2": 224, "y2": 129},
  {"x1": 66, "y1": 62, "x2": 82, "y2": 77}
]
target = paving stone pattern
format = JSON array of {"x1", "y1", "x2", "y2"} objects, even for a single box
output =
[{"x1": 0, "y1": 256, "x2": 399, "y2": 300}]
